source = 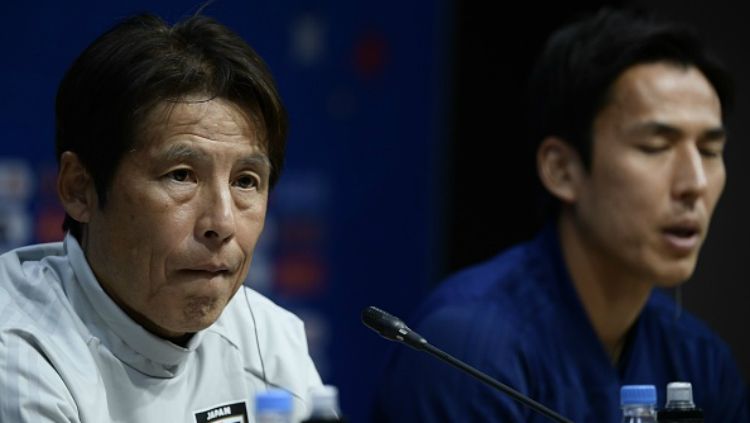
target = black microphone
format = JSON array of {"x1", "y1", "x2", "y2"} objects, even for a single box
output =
[{"x1": 362, "y1": 306, "x2": 574, "y2": 423}]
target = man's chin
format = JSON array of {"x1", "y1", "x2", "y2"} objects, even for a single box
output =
[
  {"x1": 184, "y1": 300, "x2": 226, "y2": 328},
  {"x1": 157, "y1": 297, "x2": 228, "y2": 336},
  {"x1": 156, "y1": 315, "x2": 221, "y2": 342},
  {"x1": 651, "y1": 261, "x2": 698, "y2": 288}
]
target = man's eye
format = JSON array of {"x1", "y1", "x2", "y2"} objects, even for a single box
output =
[
  {"x1": 699, "y1": 143, "x2": 725, "y2": 158},
  {"x1": 168, "y1": 169, "x2": 193, "y2": 182},
  {"x1": 235, "y1": 175, "x2": 259, "y2": 189},
  {"x1": 699, "y1": 148, "x2": 723, "y2": 158},
  {"x1": 638, "y1": 144, "x2": 669, "y2": 154}
]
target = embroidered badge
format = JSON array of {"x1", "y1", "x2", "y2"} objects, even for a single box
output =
[{"x1": 194, "y1": 400, "x2": 248, "y2": 423}]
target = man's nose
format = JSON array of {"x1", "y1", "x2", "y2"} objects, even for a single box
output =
[
  {"x1": 196, "y1": 184, "x2": 236, "y2": 245},
  {"x1": 672, "y1": 144, "x2": 708, "y2": 204}
]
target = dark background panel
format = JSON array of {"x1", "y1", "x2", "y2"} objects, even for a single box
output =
[{"x1": 444, "y1": 1, "x2": 624, "y2": 273}]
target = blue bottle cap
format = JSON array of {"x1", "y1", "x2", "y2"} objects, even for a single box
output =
[
  {"x1": 620, "y1": 385, "x2": 657, "y2": 406},
  {"x1": 256, "y1": 388, "x2": 293, "y2": 413}
]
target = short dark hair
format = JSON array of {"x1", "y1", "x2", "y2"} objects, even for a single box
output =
[
  {"x1": 56, "y1": 13, "x2": 287, "y2": 240},
  {"x1": 527, "y1": 8, "x2": 733, "y2": 214}
]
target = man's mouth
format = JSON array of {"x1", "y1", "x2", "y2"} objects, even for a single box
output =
[
  {"x1": 661, "y1": 223, "x2": 701, "y2": 252},
  {"x1": 190, "y1": 264, "x2": 231, "y2": 273},
  {"x1": 180, "y1": 263, "x2": 234, "y2": 279},
  {"x1": 663, "y1": 227, "x2": 698, "y2": 238}
]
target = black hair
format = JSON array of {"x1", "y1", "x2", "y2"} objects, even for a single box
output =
[{"x1": 56, "y1": 13, "x2": 287, "y2": 240}]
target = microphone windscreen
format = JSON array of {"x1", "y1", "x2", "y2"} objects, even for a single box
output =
[{"x1": 361, "y1": 306, "x2": 405, "y2": 340}]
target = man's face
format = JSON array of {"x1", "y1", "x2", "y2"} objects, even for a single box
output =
[
  {"x1": 84, "y1": 97, "x2": 269, "y2": 339},
  {"x1": 573, "y1": 62, "x2": 725, "y2": 287}
]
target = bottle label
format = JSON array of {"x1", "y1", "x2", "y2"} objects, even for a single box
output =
[{"x1": 657, "y1": 408, "x2": 704, "y2": 423}]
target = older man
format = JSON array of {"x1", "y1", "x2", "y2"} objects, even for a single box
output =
[{"x1": 0, "y1": 13, "x2": 320, "y2": 422}]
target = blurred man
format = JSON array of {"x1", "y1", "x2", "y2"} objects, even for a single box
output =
[
  {"x1": 374, "y1": 8, "x2": 748, "y2": 422},
  {"x1": 0, "y1": 13, "x2": 321, "y2": 422}
]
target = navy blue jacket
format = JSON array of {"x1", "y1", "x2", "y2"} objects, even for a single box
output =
[{"x1": 373, "y1": 224, "x2": 749, "y2": 422}]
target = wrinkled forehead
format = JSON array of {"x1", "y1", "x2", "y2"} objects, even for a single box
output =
[{"x1": 134, "y1": 95, "x2": 268, "y2": 152}]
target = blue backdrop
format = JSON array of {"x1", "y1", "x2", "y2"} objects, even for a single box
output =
[{"x1": 1, "y1": 1, "x2": 450, "y2": 421}]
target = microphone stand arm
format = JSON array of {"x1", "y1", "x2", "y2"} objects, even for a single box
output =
[{"x1": 418, "y1": 342, "x2": 574, "y2": 423}]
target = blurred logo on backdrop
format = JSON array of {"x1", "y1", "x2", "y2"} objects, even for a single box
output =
[
  {"x1": 35, "y1": 164, "x2": 66, "y2": 243},
  {"x1": 0, "y1": 160, "x2": 33, "y2": 253},
  {"x1": 245, "y1": 170, "x2": 332, "y2": 376}
]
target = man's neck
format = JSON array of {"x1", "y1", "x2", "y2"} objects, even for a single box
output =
[{"x1": 557, "y1": 215, "x2": 653, "y2": 364}]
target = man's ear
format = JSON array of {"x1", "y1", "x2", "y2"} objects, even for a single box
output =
[
  {"x1": 57, "y1": 151, "x2": 97, "y2": 223},
  {"x1": 536, "y1": 136, "x2": 585, "y2": 204}
]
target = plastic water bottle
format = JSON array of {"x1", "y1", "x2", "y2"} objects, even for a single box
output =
[
  {"x1": 301, "y1": 385, "x2": 345, "y2": 422},
  {"x1": 657, "y1": 382, "x2": 704, "y2": 422},
  {"x1": 620, "y1": 385, "x2": 657, "y2": 423},
  {"x1": 255, "y1": 389, "x2": 293, "y2": 423}
]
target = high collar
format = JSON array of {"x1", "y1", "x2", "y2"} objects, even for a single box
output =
[{"x1": 64, "y1": 233, "x2": 207, "y2": 378}]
